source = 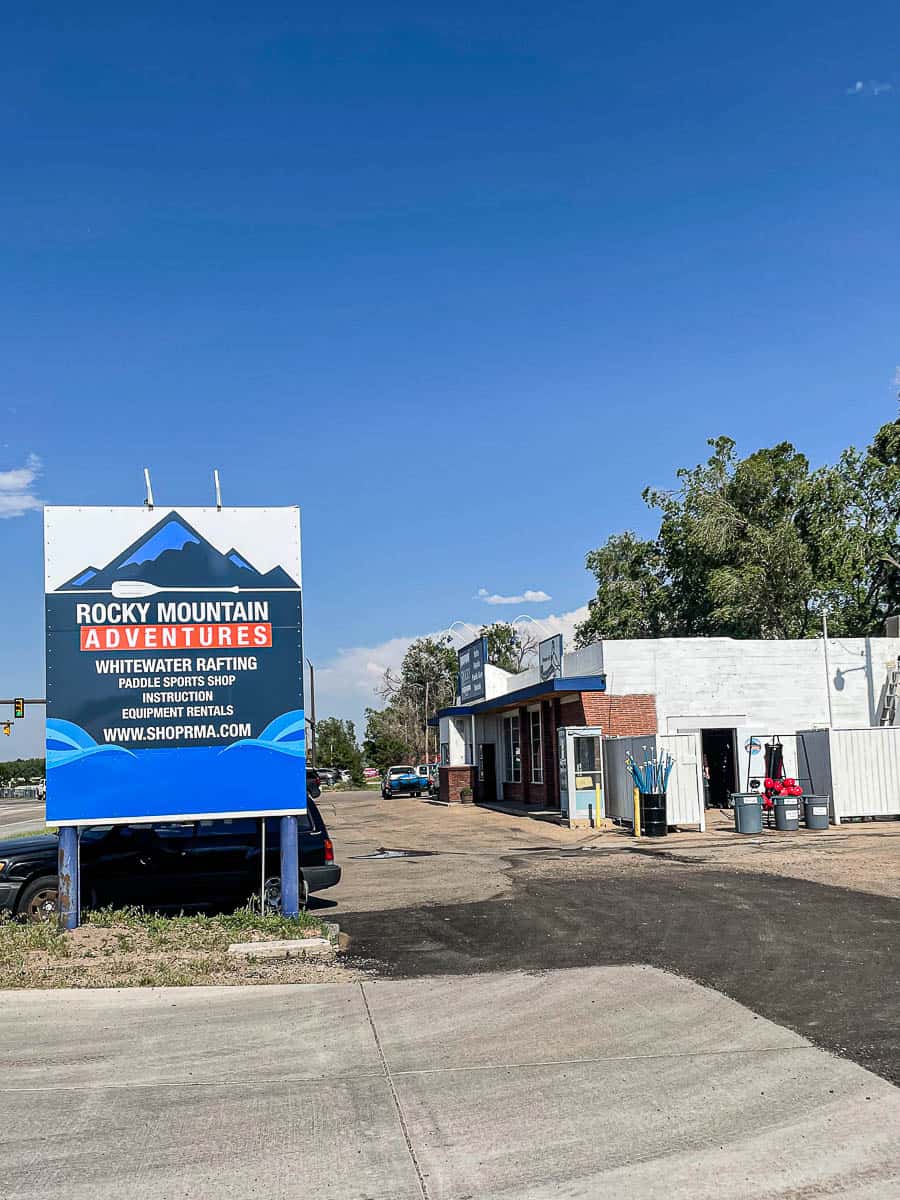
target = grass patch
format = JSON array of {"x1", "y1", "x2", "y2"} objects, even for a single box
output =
[
  {"x1": 0, "y1": 904, "x2": 352, "y2": 989},
  {"x1": 4, "y1": 828, "x2": 56, "y2": 839}
]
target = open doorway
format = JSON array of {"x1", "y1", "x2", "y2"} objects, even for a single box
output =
[
  {"x1": 479, "y1": 743, "x2": 497, "y2": 803},
  {"x1": 701, "y1": 729, "x2": 738, "y2": 808}
]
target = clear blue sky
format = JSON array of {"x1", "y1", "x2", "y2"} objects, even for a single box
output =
[{"x1": 2, "y1": 2, "x2": 899, "y2": 755}]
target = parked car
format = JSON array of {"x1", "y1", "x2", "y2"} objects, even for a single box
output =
[
  {"x1": 382, "y1": 765, "x2": 422, "y2": 798},
  {"x1": 0, "y1": 801, "x2": 340, "y2": 922},
  {"x1": 306, "y1": 768, "x2": 322, "y2": 799},
  {"x1": 316, "y1": 768, "x2": 337, "y2": 787},
  {"x1": 416, "y1": 764, "x2": 439, "y2": 795}
]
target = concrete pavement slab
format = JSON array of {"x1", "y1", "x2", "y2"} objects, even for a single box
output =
[
  {"x1": 1, "y1": 984, "x2": 380, "y2": 1087},
  {"x1": 3, "y1": 968, "x2": 898, "y2": 1198},
  {"x1": 394, "y1": 1046, "x2": 900, "y2": 1199},
  {"x1": 3, "y1": 1075, "x2": 423, "y2": 1200},
  {"x1": 363, "y1": 965, "x2": 804, "y2": 1071}
]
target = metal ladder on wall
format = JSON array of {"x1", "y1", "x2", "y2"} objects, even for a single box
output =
[{"x1": 879, "y1": 658, "x2": 900, "y2": 725}]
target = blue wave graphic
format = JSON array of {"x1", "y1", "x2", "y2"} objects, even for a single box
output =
[
  {"x1": 47, "y1": 718, "x2": 136, "y2": 768},
  {"x1": 220, "y1": 710, "x2": 306, "y2": 758},
  {"x1": 46, "y1": 715, "x2": 307, "y2": 823}
]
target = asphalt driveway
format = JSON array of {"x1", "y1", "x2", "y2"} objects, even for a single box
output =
[{"x1": 322, "y1": 793, "x2": 900, "y2": 1086}]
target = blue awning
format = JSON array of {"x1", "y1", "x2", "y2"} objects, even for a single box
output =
[{"x1": 431, "y1": 674, "x2": 606, "y2": 725}]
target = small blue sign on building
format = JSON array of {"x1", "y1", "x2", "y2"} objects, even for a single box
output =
[{"x1": 458, "y1": 636, "x2": 488, "y2": 704}]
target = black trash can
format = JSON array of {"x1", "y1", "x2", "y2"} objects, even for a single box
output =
[{"x1": 640, "y1": 792, "x2": 667, "y2": 837}]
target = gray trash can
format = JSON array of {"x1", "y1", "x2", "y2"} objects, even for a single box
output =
[
  {"x1": 731, "y1": 793, "x2": 763, "y2": 835},
  {"x1": 803, "y1": 796, "x2": 830, "y2": 830},
  {"x1": 773, "y1": 796, "x2": 800, "y2": 831}
]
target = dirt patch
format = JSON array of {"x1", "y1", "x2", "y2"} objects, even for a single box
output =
[
  {"x1": 0, "y1": 908, "x2": 367, "y2": 988},
  {"x1": 610, "y1": 814, "x2": 900, "y2": 899}
]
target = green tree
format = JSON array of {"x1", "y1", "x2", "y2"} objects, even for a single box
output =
[
  {"x1": 576, "y1": 409, "x2": 900, "y2": 647},
  {"x1": 800, "y1": 412, "x2": 900, "y2": 635},
  {"x1": 578, "y1": 533, "x2": 670, "y2": 642},
  {"x1": 376, "y1": 635, "x2": 458, "y2": 762},
  {"x1": 315, "y1": 717, "x2": 365, "y2": 787},
  {"x1": 0, "y1": 757, "x2": 45, "y2": 785},
  {"x1": 479, "y1": 622, "x2": 537, "y2": 673},
  {"x1": 363, "y1": 707, "x2": 412, "y2": 772}
]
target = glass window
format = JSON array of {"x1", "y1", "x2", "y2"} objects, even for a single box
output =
[
  {"x1": 530, "y1": 710, "x2": 543, "y2": 784},
  {"x1": 574, "y1": 737, "x2": 598, "y2": 773},
  {"x1": 502, "y1": 715, "x2": 521, "y2": 783}
]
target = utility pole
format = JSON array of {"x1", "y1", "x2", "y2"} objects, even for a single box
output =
[
  {"x1": 425, "y1": 678, "x2": 430, "y2": 764},
  {"x1": 305, "y1": 658, "x2": 317, "y2": 767}
]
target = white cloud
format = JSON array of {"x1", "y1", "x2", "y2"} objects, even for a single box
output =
[
  {"x1": 314, "y1": 605, "x2": 589, "y2": 738},
  {"x1": 0, "y1": 453, "x2": 42, "y2": 518},
  {"x1": 476, "y1": 586, "x2": 552, "y2": 605},
  {"x1": 846, "y1": 79, "x2": 893, "y2": 96},
  {"x1": 893, "y1": 366, "x2": 900, "y2": 389}
]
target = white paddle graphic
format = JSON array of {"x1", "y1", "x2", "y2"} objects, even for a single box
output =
[{"x1": 110, "y1": 580, "x2": 297, "y2": 598}]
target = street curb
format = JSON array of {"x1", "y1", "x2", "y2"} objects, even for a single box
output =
[{"x1": 227, "y1": 937, "x2": 334, "y2": 960}]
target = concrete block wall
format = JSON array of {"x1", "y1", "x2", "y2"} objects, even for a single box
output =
[{"x1": 565, "y1": 637, "x2": 900, "y2": 733}]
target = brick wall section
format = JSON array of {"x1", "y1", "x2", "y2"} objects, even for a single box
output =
[
  {"x1": 561, "y1": 693, "x2": 657, "y2": 736},
  {"x1": 439, "y1": 765, "x2": 476, "y2": 804}
]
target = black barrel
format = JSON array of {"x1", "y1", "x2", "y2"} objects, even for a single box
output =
[{"x1": 640, "y1": 792, "x2": 667, "y2": 837}]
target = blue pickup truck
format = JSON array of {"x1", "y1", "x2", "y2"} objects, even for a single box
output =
[{"x1": 381, "y1": 765, "x2": 423, "y2": 799}]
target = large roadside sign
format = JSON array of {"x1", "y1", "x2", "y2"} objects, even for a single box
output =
[
  {"x1": 44, "y1": 506, "x2": 306, "y2": 826},
  {"x1": 458, "y1": 636, "x2": 487, "y2": 704}
]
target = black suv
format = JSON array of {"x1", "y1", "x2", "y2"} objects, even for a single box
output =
[{"x1": 0, "y1": 803, "x2": 340, "y2": 922}]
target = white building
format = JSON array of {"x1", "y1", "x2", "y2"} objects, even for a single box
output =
[{"x1": 436, "y1": 634, "x2": 900, "y2": 822}]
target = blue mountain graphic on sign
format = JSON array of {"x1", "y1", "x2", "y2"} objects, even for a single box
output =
[
  {"x1": 58, "y1": 511, "x2": 298, "y2": 590},
  {"x1": 119, "y1": 517, "x2": 199, "y2": 567},
  {"x1": 227, "y1": 549, "x2": 255, "y2": 571}
]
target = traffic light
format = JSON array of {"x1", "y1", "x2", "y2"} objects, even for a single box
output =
[
  {"x1": 2, "y1": 723, "x2": 10, "y2": 736},
  {"x1": 13, "y1": 698, "x2": 24, "y2": 719}
]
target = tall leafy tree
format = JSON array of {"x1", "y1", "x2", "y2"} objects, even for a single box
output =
[
  {"x1": 363, "y1": 707, "x2": 412, "y2": 772},
  {"x1": 369, "y1": 635, "x2": 458, "y2": 764},
  {"x1": 316, "y1": 717, "x2": 365, "y2": 786},
  {"x1": 576, "y1": 409, "x2": 900, "y2": 646},
  {"x1": 800, "y1": 412, "x2": 900, "y2": 635},
  {"x1": 479, "y1": 622, "x2": 537, "y2": 673}
]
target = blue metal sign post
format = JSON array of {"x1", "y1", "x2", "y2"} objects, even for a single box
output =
[
  {"x1": 44, "y1": 505, "x2": 307, "y2": 927},
  {"x1": 57, "y1": 825, "x2": 79, "y2": 930},
  {"x1": 280, "y1": 816, "x2": 300, "y2": 916}
]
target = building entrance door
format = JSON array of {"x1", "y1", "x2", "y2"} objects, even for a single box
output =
[
  {"x1": 479, "y1": 743, "x2": 497, "y2": 803},
  {"x1": 701, "y1": 729, "x2": 738, "y2": 808}
]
